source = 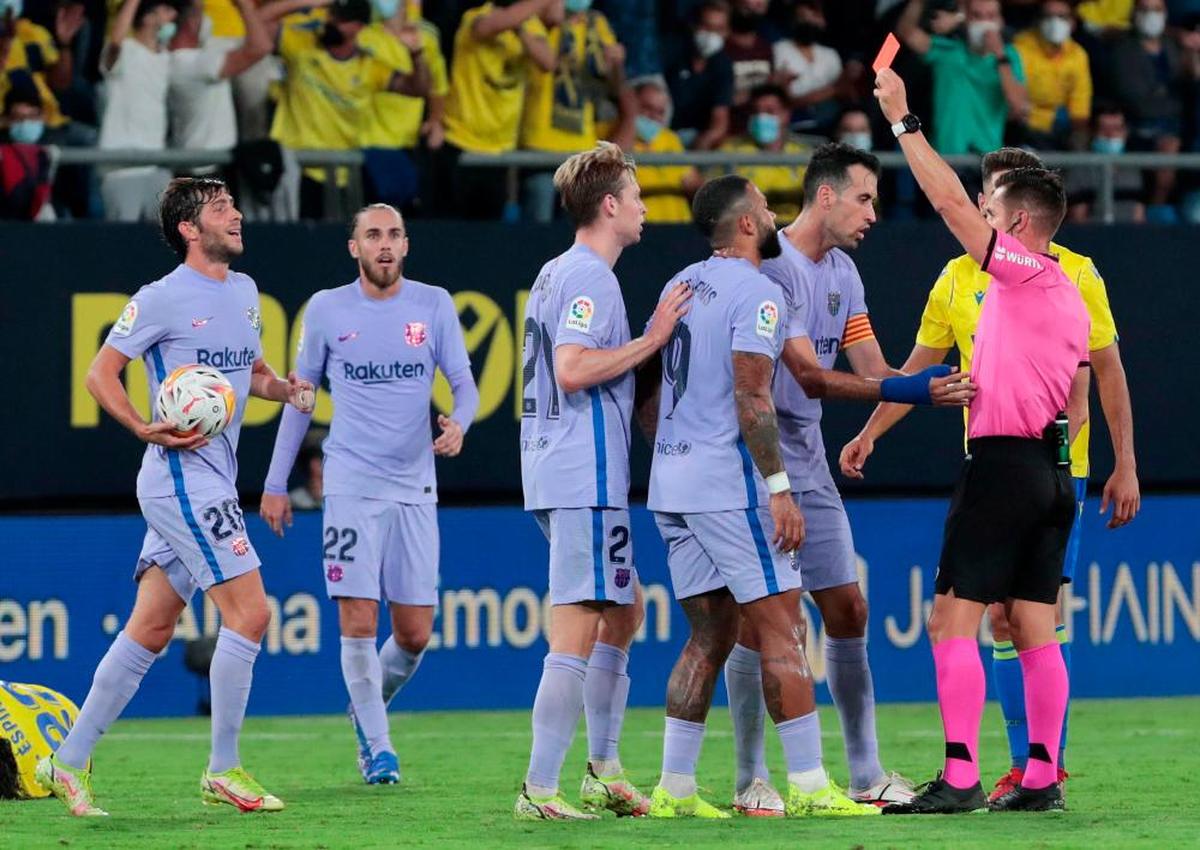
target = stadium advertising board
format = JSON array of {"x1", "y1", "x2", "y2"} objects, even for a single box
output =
[
  {"x1": 1, "y1": 498, "x2": 1196, "y2": 716},
  {"x1": 0, "y1": 221, "x2": 1195, "y2": 504}
]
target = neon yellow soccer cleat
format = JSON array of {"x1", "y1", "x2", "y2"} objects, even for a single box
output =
[
  {"x1": 786, "y1": 778, "x2": 883, "y2": 817},
  {"x1": 514, "y1": 784, "x2": 600, "y2": 820},
  {"x1": 35, "y1": 755, "x2": 107, "y2": 817},
  {"x1": 201, "y1": 766, "x2": 285, "y2": 813},
  {"x1": 580, "y1": 764, "x2": 651, "y2": 817},
  {"x1": 648, "y1": 785, "x2": 731, "y2": 819}
]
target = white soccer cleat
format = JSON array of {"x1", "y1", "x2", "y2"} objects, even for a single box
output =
[
  {"x1": 851, "y1": 770, "x2": 917, "y2": 806},
  {"x1": 732, "y1": 776, "x2": 785, "y2": 817}
]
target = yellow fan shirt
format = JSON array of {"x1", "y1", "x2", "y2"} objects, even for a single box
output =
[
  {"x1": 0, "y1": 682, "x2": 80, "y2": 799},
  {"x1": 717, "y1": 135, "x2": 809, "y2": 224},
  {"x1": 915, "y1": 243, "x2": 1119, "y2": 478},
  {"x1": 358, "y1": 19, "x2": 448, "y2": 149},
  {"x1": 635, "y1": 128, "x2": 692, "y2": 224}
]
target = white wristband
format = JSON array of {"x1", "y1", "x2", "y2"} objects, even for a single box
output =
[{"x1": 766, "y1": 472, "x2": 791, "y2": 495}]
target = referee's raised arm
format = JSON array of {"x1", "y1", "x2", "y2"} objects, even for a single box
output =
[{"x1": 873, "y1": 68, "x2": 994, "y2": 266}]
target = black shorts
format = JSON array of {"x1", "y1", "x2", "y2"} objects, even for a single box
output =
[{"x1": 935, "y1": 437, "x2": 1077, "y2": 605}]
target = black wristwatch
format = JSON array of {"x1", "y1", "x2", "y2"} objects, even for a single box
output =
[{"x1": 890, "y1": 113, "x2": 922, "y2": 138}]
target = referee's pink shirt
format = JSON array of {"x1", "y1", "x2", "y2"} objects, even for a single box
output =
[{"x1": 967, "y1": 230, "x2": 1091, "y2": 440}]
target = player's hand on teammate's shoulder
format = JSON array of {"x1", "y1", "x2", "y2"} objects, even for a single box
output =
[
  {"x1": 287, "y1": 372, "x2": 316, "y2": 413},
  {"x1": 139, "y1": 420, "x2": 209, "y2": 451},
  {"x1": 433, "y1": 415, "x2": 465, "y2": 457},
  {"x1": 873, "y1": 67, "x2": 909, "y2": 125},
  {"x1": 769, "y1": 491, "x2": 805, "y2": 553},
  {"x1": 839, "y1": 434, "x2": 874, "y2": 480},
  {"x1": 928, "y1": 367, "x2": 977, "y2": 407},
  {"x1": 260, "y1": 492, "x2": 293, "y2": 538},
  {"x1": 644, "y1": 282, "x2": 693, "y2": 349}
]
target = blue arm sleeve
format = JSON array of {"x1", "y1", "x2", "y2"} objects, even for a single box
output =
[{"x1": 880, "y1": 364, "x2": 953, "y2": 405}]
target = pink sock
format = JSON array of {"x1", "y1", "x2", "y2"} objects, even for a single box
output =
[
  {"x1": 1019, "y1": 643, "x2": 1068, "y2": 789},
  {"x1": 933, "y1": 637, "x2": 985, "y2": 789}
]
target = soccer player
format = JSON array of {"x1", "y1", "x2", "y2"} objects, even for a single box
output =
[
  {"x1": 642, "y1": 174, "x2": 877, "y2": 819},
  {"x1": 721, "y1": 142, "x2": 978, "y2": 816},
  {"x1": 1, "y1": 682, "x2": 80, "y2": 801},
  {"x1": 872, "y1": 68, "x2": 1089, "y2": 814},
  {"x1": 515, "y1": 142, "x2": 691, "y2": 820},
  {"x1": 260, "y1": 203, "x2": 479, "y2": 786},
  {"x1": 39, "y1": 177, "x2": 313, "y2": 817},
  {"x1": 840, "y1": 147, "x2": 1140, "y2": 800}
]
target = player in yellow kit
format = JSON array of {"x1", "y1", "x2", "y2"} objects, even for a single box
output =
[
  {"x1": 839, "y1": 147, "x2": 1140, "y2": 802},
  {"x1": 0, "y1": 682, "x2": 81, "y2": 800}
]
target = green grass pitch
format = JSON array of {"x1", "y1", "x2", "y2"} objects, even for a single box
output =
[{"x1": 4, "y1": 698, "x2": 1198, "y2": 849}]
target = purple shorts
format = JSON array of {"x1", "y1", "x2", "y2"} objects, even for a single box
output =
[{"x1": 322, "y1": 496, "x2": 439, "y2": 605}]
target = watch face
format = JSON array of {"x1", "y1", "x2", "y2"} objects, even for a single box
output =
[{"x1": 903, "y1": 114, "x2": 921, "y2": 133}]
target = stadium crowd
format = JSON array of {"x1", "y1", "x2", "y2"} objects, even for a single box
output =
[{"x1": 4, "y1": 0, "x2": 1200, "y2": 222}]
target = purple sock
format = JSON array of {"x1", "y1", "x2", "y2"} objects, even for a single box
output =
[
  {"x1": 661, "y1": 716, "x2": 707, "y2": 777},
  {"x1": 379, "y1": 637, "x2": 424, "y2": 706},
  {"x1": 56, "y1": 631, "x2": 157, "y2": 770},
  {"x1": 525, "y1": 653, "x2": 587, "y2": 792},
  {"x1": 342, "y1": 636, "x2": 392, "y2": 757},
  {"x1": 776, "y1": 710, "x2": 823, "y2": 774},
  {"x1": 724, "y1": 643, "x2": 769, "y2": 791},
  {"x1": 824, "y1": 635, "x2": 884, "y2": 789},
  {"x1": 584, "y1": 642, "x2": 629, "y2": 763},
  {"x1": 208, "y1": 627, "x2": 260, "y2": 774}
]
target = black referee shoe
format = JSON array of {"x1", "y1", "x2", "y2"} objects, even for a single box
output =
[
  {"x1": 882, "y1": 773, "x2": 987, "y2": 815},
  {"x1": 988, "y1": 782, "x2": 1065, "y2": 812}
]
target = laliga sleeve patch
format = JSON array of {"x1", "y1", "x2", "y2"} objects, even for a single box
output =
[
  {"x1": 112, "y1": 301, "x2": 139, "y2": 337},
  {"x1": 756, "y1": 300, "x2": 780, "y2": 338},
  {"x1": 565, "y1": 296, "x2": 595, "y2": 332}
]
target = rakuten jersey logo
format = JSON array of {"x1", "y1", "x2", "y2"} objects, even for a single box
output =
[
  {"x1": 994, "y1": 245, "x2": 1043, "y2": 271},
  {"x1": 196, "y1": 347, "x2": 257, "y2": 371},
  {"x1": 343, "y1": 361, "x2": 427, "y2": 384}
]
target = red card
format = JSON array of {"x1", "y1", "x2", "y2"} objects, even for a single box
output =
[{"x1": 873, "y1": 33, "x2": 901, "y2": 73}]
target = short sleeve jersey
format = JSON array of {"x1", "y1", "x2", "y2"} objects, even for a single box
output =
[
  {"x1": 969, "y1": 231, "x2": 1090, "y2": 440},
  {"x1": 104, "y1": 265, "x2": 263, "y2": 500},
  {"x1": 760, "y1": 235, "x2": 869, "y2": 491},
  {"x1": 924, "y1": 35, "x2": 1026, "y2": 154},
  {"x1": 294, "y1": 279, "x2": 471, "y2": 504},
  {"x1": 647, "y1": 256, "x2": 785, "y2": 513},
  {"x1": 358, "y1": 20, "x2": 450, "y2": 149},
  {"x1": 520, "y1": 244, "x2": 633, "y2": 510}
]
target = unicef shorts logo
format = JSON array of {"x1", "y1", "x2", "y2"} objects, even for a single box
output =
[{"x1": 655, "y1": 439, "x2": 691, "y2": 456}]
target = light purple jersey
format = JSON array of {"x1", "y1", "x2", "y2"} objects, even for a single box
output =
[
  {"x1": 520, "y1": 243, "x2": 633, "y2": 511},
  {"x1": 647, "y1": 256, "x2": 786, "y2": 513},
  {"x1": 289, "y1": 279, "x2": 472, "y2": 504},
  {"x1": 761, "y1": 234, "x2": 868, "y2": 492},
  {"x1": 104, "y1": 264, "x2": 262, "y2": 499}
]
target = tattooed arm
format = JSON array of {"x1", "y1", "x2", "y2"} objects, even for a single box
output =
[{"x1": 732, "y1": 352, "x2": 804, "y2": 551}]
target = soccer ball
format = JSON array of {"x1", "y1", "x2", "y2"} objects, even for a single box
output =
[{"x1": 156, "y1": 365, "x2": 237, "y2": 439}]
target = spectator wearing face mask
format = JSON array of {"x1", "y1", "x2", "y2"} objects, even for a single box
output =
[
  {"x1": 834, "y1": 105, "x2": 872, "y2": 151},
  {"x1": 1067, "y1": 103, "x2": 1146, "y2": 221},
  {"x1": 630, "y1": 76, "x2": 701, "y2": 222},
  {"x1": 723, "y1": 0, "x2": 773, "y2": 132},
  {"x1": 718, "y1": 82, "x2": 807, "y2": 222},
  {"x1": 772, "y1": 0, "x2": 844, "y2": 130},
  {"x1": 1013, "y1": 0, "x2": 1092, "y2": 149},
  {"x1": 265, "y1": 0, "x2": 431, "y2": 219},
  {"x1": 663, "y1": 0, "x2": 733, "y2": 149},
  {"x1": 897, "y1": 0, "x2": 1029, "y2": 155},
  {"x1": 97, "y1": 0, "x2": 180, "y2": 222},
  {"x1": 1101, "y1": 0, "x2": 1200, "y2": 219},
  {"x1": 0, "y1": 77, "x2": 53, "y2": 220},
  {"x1": 2, "y1": 0, "x2": 90, "y2": 144}
]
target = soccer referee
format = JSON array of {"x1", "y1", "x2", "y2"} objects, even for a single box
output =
[{"x1": 873, "y1": 68, "x2": 1089, "y2": 815}]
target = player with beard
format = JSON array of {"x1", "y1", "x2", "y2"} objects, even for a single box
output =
[
  {"x1": 261, "y1": 204, "x2": 479, "y2": 786},
  {"x1": 39, "y1": 178, "x2": 313, "y2": 817},
  {"x1": 639, "y1": 175, "x2": 870, "y2": 818},
  {"x1": 719, "y1": 143, "x2": 975, "y2": 815}
]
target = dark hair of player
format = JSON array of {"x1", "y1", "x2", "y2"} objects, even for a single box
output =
[
  {"x1": 691, "y1": 174, "x2": 752, "y2": 245},
  {"x1": 0, "y1": 739, "x2": 20, "y2": 800},
  {"x1": 552, "y1": 141, "x2": 637, "y2": 228},
  {"x1": 980, "y1": 147, "x2": 1044, "y2": 185},
  {"x1": 801, "y1": 142, "x2": 881, "y2": 204},
  {"x1": 159, "y1": 176, "x2": 228, "y2": 259},
  {"x1": 994, "y1": 167, "x2": 1068, "y2": 235}
]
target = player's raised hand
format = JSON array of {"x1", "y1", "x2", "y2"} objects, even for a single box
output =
[
  {"x1": 433, "y1": 415, "x2": 464, "y2": 457},
  {"x1": 260, "y1": 492, "x2": 293, "y2": 538},
  {"x1": 929, "y1": 368, "x2": 977, "y2": 407},
  {"x1": 287, "y1": 372, "x2": 316, "y2": 413},
  {"x1": 645, "y1": 282, "x2": 692, "y2": 348},
  {"x1": 769, "y1": 491, "x2": 805, "y2": 552},
  {"x1": 839, "y1": 434, "x2": 874, "y2": 480},
  {"x1": 139, "y1": 420, "x2": 209, "y2": 451},
  {"x1": 1100, "y1": 465, "x2": 1140, "y2": 529},
  {"x1": 873, "y1": 67, "x2": 909, "y2": 125}
]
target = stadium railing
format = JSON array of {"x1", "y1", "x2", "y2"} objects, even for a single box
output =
[{"x1": 49, "y1": 148, "x2": 1200, "y2": 224}]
